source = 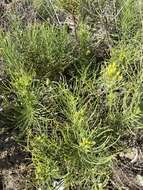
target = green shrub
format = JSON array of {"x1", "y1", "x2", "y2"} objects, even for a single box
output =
[
  {"x1": 118, "y1": 0, "x2": 141, "y2": 38},
  {"x1": 21, "y1": 24, "x2": 75, "y2": 78},
  {"x1": 1, "y1": 21, "x2": 76, "y2": 79},
  {"x1": 28, "y1": 65, "x2": 143, "y2": 189},
  {"x1": 29, "y1": 76, "x2": 115, "y2": 189}
]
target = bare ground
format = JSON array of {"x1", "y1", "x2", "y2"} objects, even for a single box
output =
[{"x1": 0, "y1": 122, "x2": 34, "y2": 190}]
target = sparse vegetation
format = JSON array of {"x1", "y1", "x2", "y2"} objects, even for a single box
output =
[{"x1": 1, "y1": 0, "x2": 143, "y2": 189}]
